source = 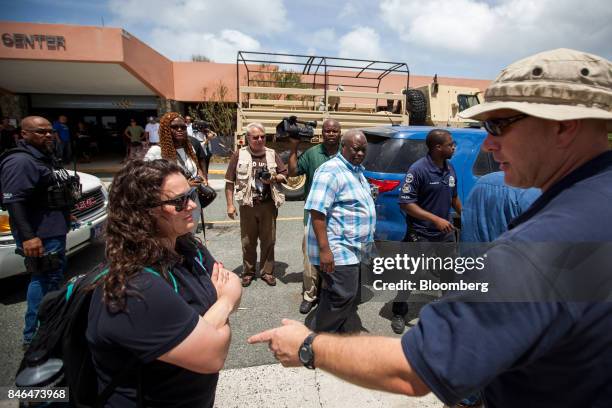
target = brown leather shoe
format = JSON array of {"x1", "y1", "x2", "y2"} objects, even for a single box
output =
[
  {"x1": 241, "y1": 275, "x2": 254, "y2": 287},
  {"x1": 260, "y1": 274, "x2": 277, "y2": 286}
]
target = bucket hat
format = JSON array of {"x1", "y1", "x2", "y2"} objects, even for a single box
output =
[{"x1": 460, "y1": 48, "x2": 612, "y2": 123}]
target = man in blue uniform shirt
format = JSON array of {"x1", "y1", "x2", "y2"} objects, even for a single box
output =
[
  {"x1": 249, "y1": 48, "x2": 612, "y2": 408},
  {"x1": 52, "y1": 114, "x2": 71, "y2": 164},
  {"x1": 1, "y1": 116, "x2": 71, "y2": 347},
  {"x1": 392, "y1": 129, "x2": 462, "y2": 334}
]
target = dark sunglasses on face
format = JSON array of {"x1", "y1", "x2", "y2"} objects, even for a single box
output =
[
  {"x1": 170, "y1": 124, "x2": 187, "y2": 130},
  {"x1": 483, "y1": 113, "x2": 528, "y2": 136},
  {"x1": 154, "y1": 187, "x2": 197, "y2": 212}
]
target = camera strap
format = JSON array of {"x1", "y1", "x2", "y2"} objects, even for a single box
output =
[{"x1": 175, "y1": 148, "x2": 197, "y2": 178}]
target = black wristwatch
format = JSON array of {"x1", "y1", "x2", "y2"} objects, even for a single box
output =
[{"x1": 298, "y1": 332, "x2": 318, "y2": 369}]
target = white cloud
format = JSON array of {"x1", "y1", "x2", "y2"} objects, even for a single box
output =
[
  {"x1": 109, "y1": 0, "x2": 287, "y2": 34},
  {"x1": 294, "y1": 28, "x2": 336, "y2": 57},
  {"x1": 338, "y1": 27, "x2": 384, "y2": 60},
  {"x1": 108, "y1": 0, "x2": 285, "y2": 61},
  {"x1": 150, "y1": 28, "x2": 260, "y2": 61},
  {"x1": 309, "y1": 28, "x2": 336, "y2": 49},
  {"x1": 339, "y1": 4, "x2": 358, "y2": 19},
  {"x1": 379, "y1": 0, "x2": 612, "y2": 58}
]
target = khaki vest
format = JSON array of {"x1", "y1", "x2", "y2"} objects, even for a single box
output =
[{"x1": 234, "y1": 147, "x2": 285, "y2": 208}]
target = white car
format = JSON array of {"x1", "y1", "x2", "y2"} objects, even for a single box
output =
[{"x1": 0, "y1": 171, "x2": 108, "y2": 279}]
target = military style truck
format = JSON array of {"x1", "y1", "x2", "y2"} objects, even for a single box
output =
[
  {"x1": 407, "y1": 76, "x2": 484, "y2": 127},
  {"x1": 234, "y1": 51, "x2": 484, "y2": 198}
]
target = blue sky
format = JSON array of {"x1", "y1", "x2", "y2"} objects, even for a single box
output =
[{"x1": 2, "y1": 0, "x2": 611, "y2": 79}]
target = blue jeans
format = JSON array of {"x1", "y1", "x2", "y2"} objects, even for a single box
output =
[{"x1": 16, "y1": 235, "x2": 67, "y2": 344}]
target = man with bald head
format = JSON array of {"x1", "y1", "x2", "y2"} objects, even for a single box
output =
[
  {"x1": 302, "y1": 129, "x2": 375, "y2": 332},
  {"x1": 0, "y1": 116, "x2": 72, "y2": 348},
  {"x1": 288, "y1": 118, "x2": 341, "y2": 314}
]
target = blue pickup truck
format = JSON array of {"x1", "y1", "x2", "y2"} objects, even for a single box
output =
[{"x1": 362, "y1": 126, "x2": 498, "y2": 241}]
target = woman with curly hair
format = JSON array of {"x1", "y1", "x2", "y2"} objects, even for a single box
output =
[
  {"x1": 144, "y1": 112, "x2": 208, "y2": 229},
  {"x1": 86, "y1": 159, "x2": 242, "y2": 407}
]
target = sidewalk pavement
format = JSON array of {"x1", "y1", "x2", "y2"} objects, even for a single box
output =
[
  {"x1": 216, "y1": 363, "x2": 441, "y2": 408},
  {"x1": 0, "y1": 364, "x2": 441, "y2": 408}
]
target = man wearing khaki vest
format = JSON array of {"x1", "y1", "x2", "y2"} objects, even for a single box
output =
[{"x1": 225, "y1": 122, "x2": 288, "y2": 287}]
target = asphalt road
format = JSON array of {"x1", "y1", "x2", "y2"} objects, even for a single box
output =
[{"x1": 0, "y1": 172, "x2": 432, "y2": 387}]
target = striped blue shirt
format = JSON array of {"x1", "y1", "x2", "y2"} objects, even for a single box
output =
[{"x1": 305, "y1": 154, "x2": 376, "y2": 266}]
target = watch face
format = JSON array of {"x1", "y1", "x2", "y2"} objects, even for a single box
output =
[{"x1": 299, "y1": 345, "x2": 312, "y2": 364}]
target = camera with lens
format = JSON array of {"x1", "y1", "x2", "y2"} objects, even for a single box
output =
[
  {"x1": 275, "y1": 116, "x2": 317, "y2": 141},
  {"x1": 192, "y1": 119, "x2": 211, "y2": 133},
  {"x1": 256, "y1": 166, "x2": 272, "y2": 181},
  {"x1": 47, "y1": 172, "x2": 82, "y2": 210}
]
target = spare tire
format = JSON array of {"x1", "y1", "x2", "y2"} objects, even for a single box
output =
[
  {"x1": 280, "y1": 175, "x2": 306, "y2": 200},
  {"x1": 405, "y1": 89, "x2": 427, "y2": 125},
  {"x1": 278, "y1": 149, "x2": 306, "y2": 200}
]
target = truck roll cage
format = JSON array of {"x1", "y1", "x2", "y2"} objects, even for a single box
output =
[{"x1": 235, "y1": 51, "x2": 411, "y2": 142}]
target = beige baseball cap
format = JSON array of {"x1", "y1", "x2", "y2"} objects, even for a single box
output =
[{"x1": 459, "y1": 48, "x2": 612, "y2": 123}]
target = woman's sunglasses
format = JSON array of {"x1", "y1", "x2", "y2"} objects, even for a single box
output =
[
  {"x1": 153, "y1": 187, "x2": 197, "y2": 212},
  {"x1": 170, "y1": 124, "x2": 187, "y2": 131},
  {"x1": 483, "y1": 113, "x2": 528, "y2": 137}
]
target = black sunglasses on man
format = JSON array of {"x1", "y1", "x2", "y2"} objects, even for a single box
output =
[{"x1": 483, "y1": 113, "x2": 528, "y2": 136}]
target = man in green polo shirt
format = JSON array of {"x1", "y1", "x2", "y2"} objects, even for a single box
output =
[{"x1": 288, "y1": 118, "x2": 341, "y2": 314}]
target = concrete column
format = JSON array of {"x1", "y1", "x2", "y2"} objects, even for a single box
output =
[{"x1": 157, "y1": 98, "x2": 184, "y2": 116}]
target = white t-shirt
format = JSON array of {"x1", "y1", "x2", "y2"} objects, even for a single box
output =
[
  {"x1": 144, "y1": 146, "x2": 198, "y2": 178},
  {"x1": 145, "y1": 123, "x2": 160, "y2": 144}
]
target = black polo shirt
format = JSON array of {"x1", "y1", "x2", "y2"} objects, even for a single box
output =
[
  {"x1": 401, "y1": 151, "x2": 612, "y2": 407},
  {"x1": 87, "y1": 240, "x2": 220, "y2": 408},
  {"x1": 0, "y1": 141, "x2": 70, "y2": 240},
  {"x1": 398, "y1": 154, "x2": 457, "y2": 239}
]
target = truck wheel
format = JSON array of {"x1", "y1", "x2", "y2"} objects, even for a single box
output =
[
  {"x1": 277, "y1": 149, "x2": 306, "y2": 200},
  {"x1": 281, "y1": 175, "x2": 306, "y2": 200},
  {"x1": 405, "y1": 89, "x2": 427, "y2": 125}
]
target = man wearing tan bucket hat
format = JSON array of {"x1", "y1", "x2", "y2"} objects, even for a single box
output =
[{"x1": 248, "y1": 48, "x2": 612, "y2": 407}]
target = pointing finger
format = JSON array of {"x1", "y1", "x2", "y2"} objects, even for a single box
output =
[{"x1": 247, "y1": 329, "x2": 275, "y2": 344}]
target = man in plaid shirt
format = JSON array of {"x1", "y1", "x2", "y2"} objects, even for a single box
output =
[{"x1": 305, "y1": 129, "x2": 376, "y2": 333}]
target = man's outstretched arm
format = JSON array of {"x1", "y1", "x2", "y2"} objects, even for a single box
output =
[{"x1": 248, "y1": 319, "x2": 430, "y2": 397}]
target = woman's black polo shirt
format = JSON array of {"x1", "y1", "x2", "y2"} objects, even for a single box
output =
[{"x1": 87, "y1": 242, "x2": 219, "y2": 408}]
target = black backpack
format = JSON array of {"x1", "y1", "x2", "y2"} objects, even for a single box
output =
[{"x1": 15, "y1": 265, "x2": 176, "y2": 407}]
